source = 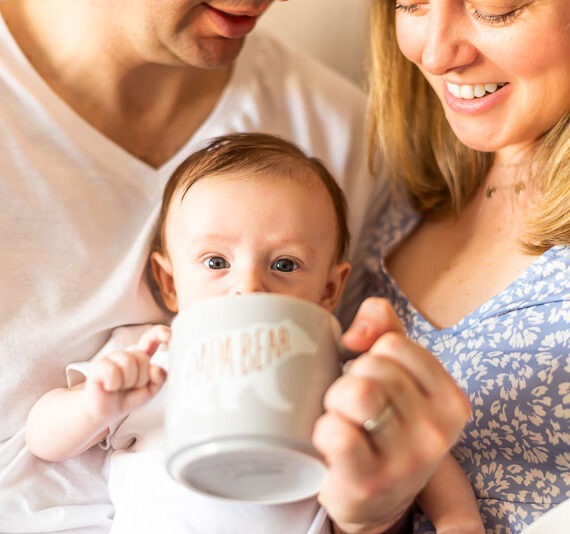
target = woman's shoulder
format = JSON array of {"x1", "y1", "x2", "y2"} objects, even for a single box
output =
[
  {"x1": 518, "y1": 245, "x2": 570, "y2": 299},
  {"x1": 365, "y1": 200, "x2": 419, "y2": 264}
]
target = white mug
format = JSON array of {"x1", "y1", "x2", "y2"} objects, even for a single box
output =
[{"x1": 165, "y1": 293, "x2": 342, "y2": 504}]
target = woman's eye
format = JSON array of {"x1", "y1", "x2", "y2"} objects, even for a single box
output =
[
  {"x1": 394, "y1": 2, "x2": 426, "y2": 15},
  {"x1": 204, "y1": 256, "x2": 229, "y2": 270},
  {"x1": 272, "y1": 258, "x2": 298, "y2": 273},
  {"x1": 470, "y1": 8, "x2": 520, "y2": 25},
  {"x1": 395, "y1": 3, "x2": 420, "y2": 14}
]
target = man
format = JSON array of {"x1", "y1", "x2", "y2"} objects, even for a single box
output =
[{"x1": 0, "y1": 1, "x2": 382, "y2": 532}]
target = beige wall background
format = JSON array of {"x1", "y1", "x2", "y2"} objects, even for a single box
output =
[{"x1": 257, "y1": 0, "x2": 370, "y2": 88}]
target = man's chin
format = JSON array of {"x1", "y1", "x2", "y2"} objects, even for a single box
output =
[{"x1": 187, "y1": 36, "x2": 246, "y2": 69}]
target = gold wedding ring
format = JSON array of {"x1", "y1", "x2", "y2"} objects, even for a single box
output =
[{"x1": 363, "y1": 404, "x2": 394, "y2": 434}]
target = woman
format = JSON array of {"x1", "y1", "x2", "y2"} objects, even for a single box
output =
[{"x1": 349, "y1": 1, "x2": 569, "y2": 532}]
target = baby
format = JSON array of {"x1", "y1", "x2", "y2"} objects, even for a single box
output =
[{"x1": 25, "y1": 133, "x2": 483, "y2": 533}]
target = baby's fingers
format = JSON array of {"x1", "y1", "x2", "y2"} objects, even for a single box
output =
[
  {"x1": 149, "y1": 364, "x2": 167, "y2": 391},
  {"x1": 119, "y1": 373, "x2": 166, "y2": 413},
  {"x1": 138, "y1": 325, "x2": 171, "y2": 355},
  {"x1": 90, "y1": 351, "x2": 150, "y2": 392}
]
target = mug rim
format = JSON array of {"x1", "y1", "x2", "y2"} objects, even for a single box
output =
[{"x1": 172, "y1": 292, "x2": 341, "y2": 334}]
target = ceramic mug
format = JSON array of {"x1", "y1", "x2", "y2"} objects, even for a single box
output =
[{"x1": 164, "y1": 293, "x2": 341, "y2": 504}]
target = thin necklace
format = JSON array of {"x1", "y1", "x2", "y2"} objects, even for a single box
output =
[{"x1": 485, "y1": 180, "x2": 527, "y2": 198}]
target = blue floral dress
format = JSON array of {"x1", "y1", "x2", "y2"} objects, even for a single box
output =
[{"x1": 362, "y1": 203, "x2": 570, "y2": 533}]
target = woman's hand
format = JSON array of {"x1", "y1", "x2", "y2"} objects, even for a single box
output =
[{"x1": 313, "y1": 298, "x2": 471, "y2": 534}]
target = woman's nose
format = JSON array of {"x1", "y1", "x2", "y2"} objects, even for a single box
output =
[{"x1": 420, "y1": 7, "x2": 478, "y2": 75}]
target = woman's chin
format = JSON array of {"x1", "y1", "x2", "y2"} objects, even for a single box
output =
[{"x1": 448, "y1": 124, "x2": 505, "y2": 153}]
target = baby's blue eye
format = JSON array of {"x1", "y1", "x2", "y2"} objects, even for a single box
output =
[
  {"x1": 272, "y1": 258, "x2": 298, "y2": 273},
  {"x1": 205, "y1": 256, "x2": 229, "y2": 270}
]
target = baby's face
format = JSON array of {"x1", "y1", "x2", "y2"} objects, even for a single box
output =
[{"x1": 153, "y1": 171, "x2": 349, "y2": 313}]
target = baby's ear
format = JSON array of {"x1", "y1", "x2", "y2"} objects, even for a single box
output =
[
  {"x1": 150, "y1": 251, "x2": 179, "y2": 313},
  {"x1": 320, "y1": 261, "x2": 352, "y2": 312}
]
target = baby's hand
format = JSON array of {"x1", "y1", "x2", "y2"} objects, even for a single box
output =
[
  {"x1": 85, "y1": 326, "x2": 169, "y2": 423},
  {"x1": 137, "y1": 324, "x2": 171, "y2": 354}
]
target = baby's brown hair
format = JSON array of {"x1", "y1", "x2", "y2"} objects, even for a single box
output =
[{"x1": 153, "y1": 132, "x2": 350, "y2": 261}]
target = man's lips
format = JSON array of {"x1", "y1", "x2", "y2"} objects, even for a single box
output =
[{"x1": 204, "y1": 4, "x2": 260, "y2": 39}]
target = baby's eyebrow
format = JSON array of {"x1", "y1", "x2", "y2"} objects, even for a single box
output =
[
  {"x1": 183, "y1": 232, "x2": 242, "y2": 249},
  {"x1": 266, "y1": 238, "x2": 317, "y2": 255}
]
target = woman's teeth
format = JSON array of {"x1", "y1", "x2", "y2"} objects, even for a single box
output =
[{"x1": 447, "y1": 82, "x2": 506, "y2": 100}]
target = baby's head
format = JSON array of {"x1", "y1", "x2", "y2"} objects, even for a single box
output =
[{"x1": 151, "y1": 133, "x2": 351, "y2": 313}]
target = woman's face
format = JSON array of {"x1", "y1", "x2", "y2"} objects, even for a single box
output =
[{"x1": 395, "y1": 0, "x2": 570, "y2": 157}]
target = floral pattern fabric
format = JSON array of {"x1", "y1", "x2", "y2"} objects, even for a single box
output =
[{"x1": 362, "y1": 203, "x2": 570, "y2": 534}]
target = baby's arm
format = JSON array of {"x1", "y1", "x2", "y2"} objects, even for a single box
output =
[
  {"x1": 25, "y1": 325, "x2": 170, "y2": 462},
  {"x1": 416, "y1": 453, "x2": 484, "y2": 534}
]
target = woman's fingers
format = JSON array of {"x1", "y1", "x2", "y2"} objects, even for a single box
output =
[
  {"x1": 313, "y1": 408, "x2": 379, "y2": 484},
  {"x1": 323, "y1": 371, "x2": 391, "y2": 430},
  {"x1": 315, "y1": 298, "x2": 472, "y2": 532},
  {"x1": 314, "y1": 408, "x2": 415, "y2": 532},
  {"x1": 317, "y1": 349, "x2": 436, "y2": 475},
  {"x1": 336, "y1": 332, "x2": 470, "y2": 449},
  {"x1": 366, "y1": 331, "x2": 471, "y2": 434},
  {"x1": 341, "y1": 297, "x2": 404, "y2": 353}
]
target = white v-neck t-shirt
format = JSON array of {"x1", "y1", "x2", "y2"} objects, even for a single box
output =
[{"x1": 0, "y1": 16, "x2": 387, "y2": 534}]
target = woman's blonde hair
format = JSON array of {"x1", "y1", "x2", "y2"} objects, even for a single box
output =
[{"x1": 368, "y1": 1, "x2": 570, "y2": 253}]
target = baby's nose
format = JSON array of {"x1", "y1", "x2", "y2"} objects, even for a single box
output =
[{"x1": 229, "y1": 270, "x2": 266, "y2": 295}]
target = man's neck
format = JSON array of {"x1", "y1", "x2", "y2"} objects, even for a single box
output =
[{"x1": 1, "y1": 0, "x2": 233, "y2": 167}]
